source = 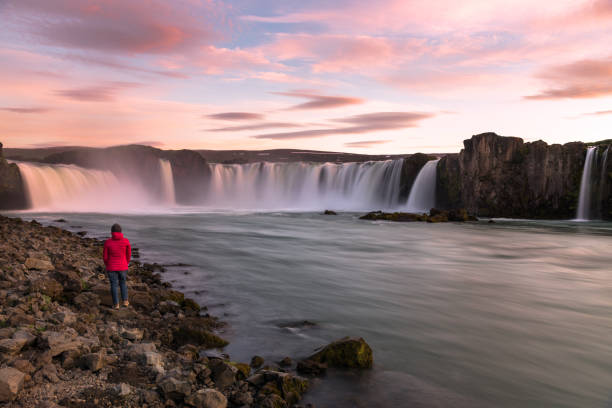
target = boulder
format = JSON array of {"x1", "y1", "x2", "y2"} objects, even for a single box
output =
[
  {"x1": 185, "y1": 388, "x2": 228, "y2": 408},
  {"x1": 120, "y1": 327, "x2": 144, "y2": 341},
  {"x1": 305, "y1": 337, "x2": 373, "y2": 369},
  {"x1": 0, "y1": 338, "x2": 27, "y2": 355},
  {"x1": 25, "y1": 257, "x2": 55, "y2": 271},
  {"x1": 81, "y1": 352, "x2": 106, "y2": 372},
  {"x1": 40, "y1": 331, "x2": 83, "y2": 357},
  {"x1": 130, "y1": 290, "x2": 154, "y2": 310},
  {"x1": 250, "y1": 355, "x2": 264, "y2": 369},
  {"x1": 209, "y1": 360, "x2": 237, "y2": 390},
  {"x1": 172, "y1": 323, "x2": 228, "y2": 349},
  {"x1": 30, "y1": 277, "x2": 62, "y2": 299},
  {"x1": 0, "y1": 367, "x2": 25, "y2": 402},
  {"x1": 158, "y1": 375, "x2": 192, "y2": 401},
  {"x1": 73, "y1": 292, "x2": 101, "y2": 313}
]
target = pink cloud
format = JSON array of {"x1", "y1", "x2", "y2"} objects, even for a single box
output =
[
  {"x1": 253, "y1": 112, "x2": 434, "y2": 140},
  {"x1": 207, "y1": 112, "x2": 265, "y2": 121},
  {"x1": 345, "y1": 140, "x2": 391, "y2": 148},
  {"x1": 274, "y1": 90, "x2": 364, "y2": 110},
  {"x1": 54, "y1": 82, "x2": 139, "y2": 102},
  {"x1": 208, "y1": 122, "x2": 301, "y2": 132},
  {"x1": 193, "y1": 46, "x2": 279, "y2": 74},
  {"x1": 525, "y1": 57, "x2": 612, "y2": 100},
  {"x1": 5, "y1": 0, "x2": 222, "y2": 55},
  {"x1": 584, "y1": 110, "x2": 612, "y2": 116},
  {"x1": 261, "y1": 33, "x2": 423, "y2": 73},
  {"x1": 0, "y1": 107, "x2": 51, "y2": 114}
]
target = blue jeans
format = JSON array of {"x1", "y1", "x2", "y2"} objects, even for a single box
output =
[{"x1": 107, "y1": 270, "x2": 128, "y2": 305}]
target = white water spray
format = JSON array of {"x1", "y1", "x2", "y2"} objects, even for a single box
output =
[
  {"x1": 576, "y1": 147, "x2": 596, "y2": 220},
  {"x1": 15, "y1": 162, "x2": 151, "y2": 212},
  {"x1": 207, "y1": 160, "x2": 404, "y2": 210},
  {"x1": 159, "y1": 159, "x2": 176, "y2": 205},
  {"x1": 406, "y1": 159, "x2": 439, "y2": 213}
]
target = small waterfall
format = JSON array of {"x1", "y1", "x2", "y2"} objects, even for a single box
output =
[
  {"x1": 207, "y1": 159, "x2": 404, "y2": 210},
  {"x1": 405, "y1": 159, "x2": 439, "y2": 213},
  {"x1": 597, "y1": 148, "x2": 609, "y2": 218},
  {"x1": 159, "y1": 159, "x2": 176, "y2": 205},
  {"x1": 576, "y1": 147, "x2": 596, "y2": 220}
]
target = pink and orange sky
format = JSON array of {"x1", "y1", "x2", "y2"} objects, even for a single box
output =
[{"x1": 1, "y1": 0, "x2": 611, "y2": 153}]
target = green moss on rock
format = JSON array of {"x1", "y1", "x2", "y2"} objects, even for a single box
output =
[{"x1": 307, "y1": 337, "x2": 373, "y2": 369}]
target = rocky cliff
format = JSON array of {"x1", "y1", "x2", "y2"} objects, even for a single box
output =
[
  {"x1": 399, "y1": 153, "x2": 437, "y2": 201},
  {"x1": 436, "y1": 133, "x2": 586, "y2": 218},
  {"x1": 0, "y1": 142, "x2": 27, "y2": 210}
]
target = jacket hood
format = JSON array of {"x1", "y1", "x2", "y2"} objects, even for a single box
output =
[{"x1": 111, "y1": 232, "x2": 124, "y2": 240}]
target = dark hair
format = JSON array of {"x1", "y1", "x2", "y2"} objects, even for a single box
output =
[{"x1": 111, "y1": 223, "x2": 122, "y2": 233}]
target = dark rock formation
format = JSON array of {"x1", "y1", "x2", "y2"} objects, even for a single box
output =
[
  {"x1": 359, "y1": 209, "x2": 477, "y2": 223},
  {"x1": 437, "y1": 132, "x2": 586, "y2": 218},
  {"x1": 0, "y1": 143, "x2": 27, "y2": 210},
  {"x1": 162, "y1": 149, "x2": 210, "y2": 204},
  {"x1": 399, "y1": 153, "x2": 437, "y2": 201},
  {"x1": 299, "y1": 337, "x2": 373, "y2": 373}
]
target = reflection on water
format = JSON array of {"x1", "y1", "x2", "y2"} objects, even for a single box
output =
[{"x1": 12, "y1": 212, "x2": 612, "y2": 408}]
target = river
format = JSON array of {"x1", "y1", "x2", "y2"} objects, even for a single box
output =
[{"x1": 9, "y1": 210, "x2": 612, "y2": 408}]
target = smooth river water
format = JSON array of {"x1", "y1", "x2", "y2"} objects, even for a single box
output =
[{"x1": 10, "y1": 211, "x2": 612, "y2": 408}]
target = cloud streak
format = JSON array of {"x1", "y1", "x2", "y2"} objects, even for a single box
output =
[
  {"x1": 54, "y1": 82, "x2": 139, "y2": 102},
  {"x1": 208, "y1": 122, "x2": 301, "y2": 132},
  {"x1": 253, "y1": 112, "x2": 434, "y2": 139},
  {"x1": 275, "y1": 90, "x2": 364, "y2": 110},
  {"x1": 525, "y1": 57, "x2": 612, "y2": 100},
  {"x1": 345, "y1": 140, "x2": 391, "y2": 148},
  {"x1": 0, "y1": 107, "x2": 51, "y2": 114},
  {"x1": 207, "y1": 112, "x2": 265, "y2": 121}
]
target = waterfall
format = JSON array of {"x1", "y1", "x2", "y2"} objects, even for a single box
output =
[
  {"x1": 576, "y1": 147, "x2": 596, "y2": 220},
  {"x1": 405, "y1": 159, "x2": 439, "y2": 213},
  {"x1": 15, "y1": 162, "x2": 151, "y2": 212},
  {"x1": 207, "y1": 159, "x2": 404, "y2": 210},
  {"x1": 159, "y1": 159, "x2": 176, "y2": 205},
  {"x1": 597, "y1": 148, "x2": 609, "y2": 218}
]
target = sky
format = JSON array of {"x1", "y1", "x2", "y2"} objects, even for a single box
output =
[{"x1": 0, "y1": 0, "x2": 611, "y2": 154}]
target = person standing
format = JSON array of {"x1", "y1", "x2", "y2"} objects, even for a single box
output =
[{"x1": 103, "y1": 223, "x2": 131, "y2": 309}]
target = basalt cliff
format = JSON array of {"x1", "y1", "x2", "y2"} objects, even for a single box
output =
[
  {"x1": 0, "y1": 143, "x2": 26, "y2": 210},
  {"x1": 1, "y1": 133, "x2": 610, "y2": 219}
]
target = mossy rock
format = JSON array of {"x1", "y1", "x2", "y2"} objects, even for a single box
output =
[
  {"x1": 164, "y1": 290, "x2": 185, "y2": 304},
  {"x1": 229, "y1": 362, "x2": 251, "y2": 379},
  {"x1": 181, "y1": 298, "x2": 200, "y2": 313},
  {"x1": 307, "y1": 337, "x2": 373, "y2": 369},
  {"x1": 172, "y1": 325, "x2": 228, "y2": 349}
]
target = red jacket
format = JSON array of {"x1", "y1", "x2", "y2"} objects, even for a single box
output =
[{"x1": 103, "y1": 232, "x2": 132, "y2": 271}]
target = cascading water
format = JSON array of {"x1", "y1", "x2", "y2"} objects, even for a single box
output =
[
  {"x1": 405, "y1": 159, "x2": 439, "y2": 213},
  {"x1": 15, "y1": 162, "x2": 151, "y2": 212},
  {"x1": 597, "y1": 148, "x2": 609, "y2": 218},
  {"x1": 159, "y1": 159, "x2": 176, "y2": 205},
  {"x1": 576, "y1": 147, "x2": 596, "y2": 220},
  {"x1": 207, "y1": 160, "x2": 404, "y2": 210}
]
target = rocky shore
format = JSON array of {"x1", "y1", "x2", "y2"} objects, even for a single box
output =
[{"x1": 0, "y1": 215, "x2": 371, "y2": 407}]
